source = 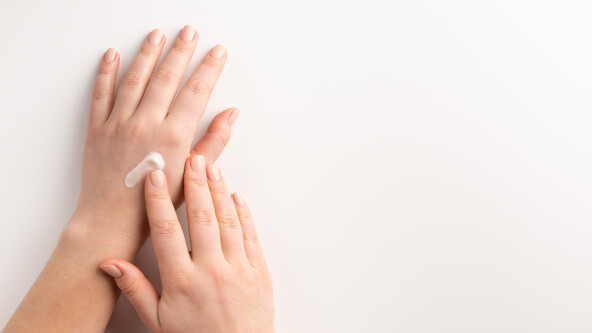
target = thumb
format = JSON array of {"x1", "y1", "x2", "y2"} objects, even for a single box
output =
[
  {"x1": 191, "y1": 107, "x2": 238, "y2": 163},
  {"x1": 100, "y1": 259, "x2": 161, "y2": 332}
]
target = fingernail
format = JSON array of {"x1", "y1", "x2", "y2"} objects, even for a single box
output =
[
  {"x1": 100, "y1": 264, "x2": 123, "y2": 279},
  {"x1": 179, "y1": 26, "x2": 196, "y2": 41},
  {"x1": 206, "y1": 165, "x2": 220, "y2": 182},
  {"x1": 191, "y1": 155, "x2": 205, "y2": 172},
  {"x1": 151, "y1": 170, "x2": 165, "y2": 188},
  {"x1": 104, "y1": 48, "x2": 116, "y2": 63},
  {"x1": 228, "y1": 108, "x2": 240, "y2": 126},
  {"x1": 210, "y1": 44, "x2": 226, "y2": 58},
  {"x1": 232, "y1": 192, "x2": 245, "y2": 206},
  {"x1": 148, "y1": 29, "x2": 164, "y2": 45}
]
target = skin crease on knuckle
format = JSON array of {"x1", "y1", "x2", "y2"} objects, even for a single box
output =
[
  {"x1": 215, "y1": 129, "x2": 231, "y2": 146},
  {"x1": 154, "y1": 219, "x2": 179, "y2": 236},
  {"x1": 187, "y1": 172, "x2": 208, "y2": 187},
  {"x1": 189, "y1": 209, "x2": 216, "y2": 225},
  {"x1": 153, "y1": 68, "x2": 179, "y2": 85},
  {"x1": 242, "y1": 231, "x2": 260, "y2": 244},
  {"x1": 217, "y1": 215, "x2": 240, "y2": 230},
  {"x1": 120, "y1": 72, "x2": 145, "y2": 88},
  {"x1": 120, "y1": 279, "x2": 141, "y2": 299},
  {"x1": 186, "y1": 79, "x2": 210, "y2": 95}
]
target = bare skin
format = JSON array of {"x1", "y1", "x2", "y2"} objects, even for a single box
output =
[
  {"x1": 4, "y1": 25, "x2": 237, "y2": 332},
  {"x1": 101, "y1": 160, "x2": 274, "y2": 332}
]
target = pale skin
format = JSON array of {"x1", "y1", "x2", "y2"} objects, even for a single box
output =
[
  {"x1": 4, "y1": 25, "x2": 273, "y2": 331},
  {"x1": 101, "y1": 161, "x2": 274, "y2": 332}
]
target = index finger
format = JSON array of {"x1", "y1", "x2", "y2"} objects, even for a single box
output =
[{"x1": 145, "y1": 170, "x2": 191, "y2": 281}]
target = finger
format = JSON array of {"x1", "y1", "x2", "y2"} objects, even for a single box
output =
[
  {"x1": 100, "y1": 260, "x2": 160, "y2": 332},
  {"x1": 184, "y1": 155, "x2": 224, "y2": 262},
  {"x1": 232, "y1": 192, "x2": 268, "y2": 269},
  {"x1": 191, "y1": 108, "x2": 238, "y2": 164},
  {"x1": 90, "y1": 48, "x2": 119, "y2": 127},
  {"x1": 109, "y1": 29, "x2": 166, "y2": 121},
  {"x1": 206, "y1": 164, "x2": 247, "y2": 264},
  {"x1": 136, "y1": 25, "x2": 198, "y2": 119},
  {"x1": 145, "y1": 170, "x2": 191, "y2": 277},
  {"x1": 166, "y1": 44, "x2": 227, "y2": 130}
]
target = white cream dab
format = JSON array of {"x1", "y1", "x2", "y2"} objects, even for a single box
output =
[{"x1": 125, "y1": 152, "x2": 165, "y2": 188}]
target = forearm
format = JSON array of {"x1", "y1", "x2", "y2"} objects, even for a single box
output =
[{"x1": 4, "y1": 217, "x2": 146, "y2": 332}]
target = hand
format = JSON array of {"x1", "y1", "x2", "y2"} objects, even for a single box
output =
[
  {"x1": 100, "y1": 155, "x2": 274, "y2": 332},
  {"x1": 3, "y1": 26, "x2": 243, "y2": 332},
  {"x1": 73, "y1": 26, "x2": 237, "y2": 253}
]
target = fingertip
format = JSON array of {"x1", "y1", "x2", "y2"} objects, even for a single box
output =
[
  {"x1": 149, "y1": 170, "x2": 165, "y2": 189},
  {"x1": 147, "y1": 28, "x2": 165, "y2": 45},
  {"x1": 100, "y1": 264, "x2": 123, "y2": 279},
  {"x1": 206, "y1": 164, "x2": 221, "y2": 182},
  {"x1": 228, "y1": 108, "x2": 240, "y2": 126},
  {"x1": 210, "y1": 44, "x2": 227, "y2": 59},
  {"x1": 189, "y1": 154, "x2": 205, "y2": 173},
  {"x1": 205, "y1": 107, "x2": 237, "y2": 133},
  {"x1": 179, "y1": 24, "x2": 198, "y2": 42},
  {"x1": 100, "y1": 259, "x2": 132, "y2": 279},
  {"x1": 191, "y1": 108, "x2": 237, "y2": 163},
  {"x1": 103, "y1": 48, "x2": 118, "y2": 63},
  {"x1": 232, "y1": 191, "x2": 245, "y2": 207}
]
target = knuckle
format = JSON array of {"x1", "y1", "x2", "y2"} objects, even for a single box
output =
[
  {"x1": 172, "y1": 42, "x2": 193, "y2": 52},
  {"x1": 169, "y1": 266, "x2": 194, "y2": 289},
  {"x1": 97, "y1": 66, "x2": 114, "y2": 75},
  {"x1": 187, "y1": 173, "x2": 208, "y2": 187},
  {"x1": 217, "y1": 214, "x2": 240, "y2": 230},
  {"x1": 153, "y1": 219, "x2": 179, "y2": 236},
  {"x1": 92, "y1": 88, "x2": 111, "y2": 102},
  {"x1": 150, "y1": 191, "x2": 170, "y2": 201},
  {"x1": 126, "y1": 120, "x2": 150, "y2": 138},
  {"x1": 139, "y1": 44, "x2": 157, "y2": 55},
  {"x1": 201, "y1": 57, "x2": 221, "y2": 70},
  {"x1": 153, "y1": 68, "x2": 178, "y2": 85},
  {"x1": 208, "y1": 184, "x2": 227, "y2": 196},
  {"x1": 163, "y1": 126, "x2": 187, "y2": 146},
  {"x1": 186, "y1": 79, "x2": 210, "y2": 95},
  {"x1": 120, "y1": 280, "x2": 140, "y2": 298},
  {"x1": 188, "y1": 209, "x2": 216, "y2": 225},
  {"x1": 120, "y1": 73, "x2": 145, "y2": 88},
  {"x1": 238, "y1": 211, "x2": 253, "y2": 220},
  {"x1": 243, "y1": 231, "x2": 259, "y2": 243},
  {"x1": 206, "y1": 263, "x2": 228, "y2": 286},
  {"x1": 215, "y1": 129, "x2": 231, "y2": 146}
]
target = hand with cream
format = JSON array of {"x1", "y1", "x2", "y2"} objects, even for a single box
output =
[
  {"x1": 101, "y1": 157, "x2": 274, "y2": 333},
  {"x1": 5, "y1": 26, "x2": 238, "y2": 332},
  {"x1": 75, "y1": 25, "x2": 237, "y2": 251}
]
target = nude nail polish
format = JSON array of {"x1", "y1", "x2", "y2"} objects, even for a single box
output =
[
  {"x1": 210, "y1": 44, "x2": 226, "y2": 58},
  {"x1": 148, "y1": 29, "x2": 164, "y2": 45},
  {"x1": 179, "y1": 26, "x2": 196, "y2": 41},
  {"x1": 151, "y1": 170, "x2": 165, "y2": 188},
  {"x1": 233, "y1": 192, "x2": 245, "y2": 206},
  {"x1": 100, "y1": 265, "x2": 122, "y2": 278},
  {"x1": 104, "y1": 48, "x2": 116, "y2": 63},
  {"x1": 191, "y1": 155, "x2": 205, "y2": 172},
  {"x1": 207, "y1": 165, "x2": 220, "y2": 182},
  {"x1": 228, "y1": 108, "x2": 240, "y2": 126}
]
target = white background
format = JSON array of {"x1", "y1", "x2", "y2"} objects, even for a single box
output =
[{"x1": 1, "y1": 0, "x2": 592, "y2": 332}]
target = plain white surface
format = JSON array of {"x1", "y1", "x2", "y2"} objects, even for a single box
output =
[{"x1": 1, "y1": 0, "x2": 592, "y2": 331}]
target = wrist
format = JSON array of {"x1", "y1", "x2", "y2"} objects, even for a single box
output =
[{"x1": 61, "y1": 213, "x2": 147, "y2": 262}]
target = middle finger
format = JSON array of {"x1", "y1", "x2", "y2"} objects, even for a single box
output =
[{"x1": 135, "y1": 25, "x2": 198, "y2": 120}]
